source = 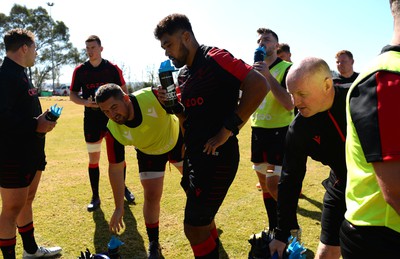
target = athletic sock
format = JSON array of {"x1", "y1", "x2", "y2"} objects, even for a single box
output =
[
  {"x1": 145, "y1": 221, "x2": 159, "y2": 243},
  {"x1": 0, "y1": 237, "x2": 16, "y2": 259},
  {"x1": 191, "y1": 235, "x2": 218, "y2": 258},
  {"x1": 263, "y1": 192, "x2": 277, "y2": 230},
  {"x1": 88, "y1": 163, "x2": 100, "y2": 198},
  {"x1": 210, "y1": 226, "x2": 220, "y2": 255},
  {"x1": 210, "y1": 226, "x2": 218, "y2": 240},
  {"x1": 18, "y1": 222, "x2": 38, "y2": 254}
]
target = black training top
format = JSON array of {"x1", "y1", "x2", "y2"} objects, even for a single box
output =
[
  {"x1": 0, "y1": 57, "x2": 43, "y2": 159},
  {"x1": 333, "y1": 72, "x2": 359, "y2": 85},
  {"x1": 177, "y1": 45, "x2": 252, "y2": 153},
  {"x1": 274, "y1": 84, "x2": 350, "y2": 242},
  {"x1": 70, "y1": 59, "x2": 125, "y2": 114}
]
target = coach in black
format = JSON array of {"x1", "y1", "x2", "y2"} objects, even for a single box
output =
[
  {"x1": 0, "y1": 28, "x2": 61, "y2": 258},
  {"x1": 70, "y1": 35, "x2": 134, "y2": 212},
  {"x1": 154, "y1": 14, "x2": 269, "y2": 258},
  {"x1": 269, "y1": 57, "x2": 348, "y2": 259}
]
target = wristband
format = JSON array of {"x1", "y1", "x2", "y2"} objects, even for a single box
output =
[{"x1": 223, "y1": 113, "x2": 243, "y2": 135}]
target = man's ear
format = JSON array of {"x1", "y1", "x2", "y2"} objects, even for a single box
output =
[
  {"x1": 21, "y1": 44, "x2": 29, "y2": 54},
  {"x1": 123, "y1": 94, "x2": 130, "y2": 102},
  {"x1": 182, "y1": 31, "x2": 191, "y2": 44},
  {"x1": 324, "y1": 77, "x2": 333, "y2": 92}
]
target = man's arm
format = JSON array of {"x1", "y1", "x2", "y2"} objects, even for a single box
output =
[
  {"x1": 203, "y1": 69, "x2": 269, "y2": 155},
  {"x1": 108, "y1": 161, "x2": 126, "y2": 233},
  {"x1": 253, "y1": 62, "x2": 294, "y2": 111},
  {"x1": 373, "y1": 160, "x2": 400, "y2": 215},
  {"x1": 70, "y1": 91, "x2": 98, "y2": 108},
  {"x1": 237, "y1": 69, "x2": 270, "y2": 124},
  {"x1": 270, "y1": 124, "x2": 306, "y2": 257}
]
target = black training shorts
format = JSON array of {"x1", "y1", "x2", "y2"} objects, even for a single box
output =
[
  {"x1": 251, "y1": 126, "x2": 288, "y2": 165},
  {"x1": 181, "y1": 138, "x2": 239, "y2": 226},
  {"x1": 0, "y1": 137, "x2": 46, "y2": 188},
  {"x1": 136, "y1": 131, "x2": 184, "y2": 173},
  {"x1": 84, "y1": 109, "x2": 109, "y2": 143}
]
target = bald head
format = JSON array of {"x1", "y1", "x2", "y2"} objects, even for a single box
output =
[
  {"x1": 287, "y1": 57, "x2": 332, "y2": 84},
  {"x1": 286, "y1": 57, "x2": 335, "y2": 117}
]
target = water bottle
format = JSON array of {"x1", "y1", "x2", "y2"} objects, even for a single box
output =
[
  {"x1": 158, "y1": 59, "x2": 178, "y2": 108},
  {"x1": 254, "y1": 46, "x2": 266, "y2": 62},
  {"x1": 107, "y1": 236, "x2": 124, "y2": 259},
  {"x1": 45, "y1": 103, "x2": 63, "y2": 121},
  {"x1": 37, "y1": 104, "x2": 63, "y2": 138}
]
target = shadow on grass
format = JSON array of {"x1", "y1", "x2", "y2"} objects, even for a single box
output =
[
  {"x1": 217, "y1": 228, "x2": 229, "y2": 259},
  {"x1": 297, "y1": 194, "x2": 323, "y2": 222},
  {"x1": 92, "y1": 202, "x2": 146, "y2": 258}
]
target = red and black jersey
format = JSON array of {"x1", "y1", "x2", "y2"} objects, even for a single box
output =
[
  {"x1": 275, "y1": 84, "x2": 349, "y2": 242},
  {"x1": 70, "y1": 59, "x2": 125, "y2": 101},
  {"x1": 177, "y1": 45, "x2": 252, "y2": 152}
]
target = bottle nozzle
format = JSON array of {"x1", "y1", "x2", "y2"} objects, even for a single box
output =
[{"x1": 159, "y1": 59, "x2": 177, "y2": 73}]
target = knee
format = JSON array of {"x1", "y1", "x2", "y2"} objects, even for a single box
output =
[
  {"x1": 1, "y1": 202, "x2": 25, "y2": 219},
  {"x1": 143, "y1": 188, "x2": 162, "y2": 203},
  {"x1": 184, "y1": 223, "x2": 209, "y2": 244}
]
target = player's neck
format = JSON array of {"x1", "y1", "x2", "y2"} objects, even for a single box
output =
[
  {"x1": 265, "y1": 53, "x2": 278, "y2": 67},
  {"x1": 89, "y1": 58, "x2": 102, "y2": 68}
]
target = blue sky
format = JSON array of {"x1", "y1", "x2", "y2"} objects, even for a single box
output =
[{"x1": 0, "y1": 0, "x2": 393, "y2": 84}]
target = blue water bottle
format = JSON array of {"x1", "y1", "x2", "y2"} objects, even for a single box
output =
[
  {"x1": 254, "y1": 46, "x2": 266, "y2": 62},
  {"x1": 158, "y1": 59, "x2": 178, "y2": 108},
  {"x1": 107, "y1": 235, "x2": 124, "y2": 259},
  {"x1": 37, "y1": 104, "x2": 63, "y2": 138}
]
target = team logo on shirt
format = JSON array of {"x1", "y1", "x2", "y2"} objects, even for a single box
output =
[
  {"x1": 313, "y1": 135, "x2": 321, "y2": 144},
  {"x1": 123, "y1": 130, "x2": 133, "y2": 140},
  {"x1": 28, "y1": 88, "x2": 38, "y2": 96},
  {"x1": 147, "y1": 107, "x2": 158, "y2": 118},
  {"x1": 184, "y1": 97, "x2": 204, "y2": 107}
]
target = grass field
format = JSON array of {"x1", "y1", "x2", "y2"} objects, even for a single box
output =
[{"x1": 1, "y1": 96, "x2": 331, "y2": 258}]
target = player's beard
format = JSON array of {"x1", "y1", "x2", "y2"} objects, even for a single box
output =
[{"x1": 171, "y1": 42, "x2": 190, "y2": 68}]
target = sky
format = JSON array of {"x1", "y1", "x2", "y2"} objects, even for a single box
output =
[{"x1": 0, "y1": 0, "x2": 394, "y2": 84}]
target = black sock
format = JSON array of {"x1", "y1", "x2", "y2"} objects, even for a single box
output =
[
  {"x1": 263, "y1": 192, "x2": 277, "y2": 230},
  {"x1": 18, "y1": 222, "x2": 38, "y2": 254},
  {"x1": 0, "y1": 237, "x2": 16, "y2": 259},
  {"x1": 146, "y1": 222, "x2": 159, "y2": 243},
  {"x1": 89, "y1": 164, "x2": 100, "y2": 198}
]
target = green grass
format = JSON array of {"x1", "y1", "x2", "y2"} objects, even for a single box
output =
[{"x1": 1, "y1": 97, "x2": 330, "y2": 258}]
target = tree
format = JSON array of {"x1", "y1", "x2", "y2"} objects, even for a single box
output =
[{"x1": 0, "y1": 4, "x2": 86, "y2": 91}]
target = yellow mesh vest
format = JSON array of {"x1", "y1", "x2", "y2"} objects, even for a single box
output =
[
  {"x1": 107, "y1": 88, "x2": 179, "y2": 155},
  {"x1": 345, "y1": 50, "x2": 400, "y2": 232},
  {"x1": 251, "y1": 60, "x2": 294, "y2": 128}
]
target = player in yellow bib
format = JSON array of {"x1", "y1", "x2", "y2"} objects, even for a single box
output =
[{"x1": 95, "y1": 83, "x2": 183, "y2": 258}]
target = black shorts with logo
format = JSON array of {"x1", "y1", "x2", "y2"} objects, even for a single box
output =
[{"x1": 181, "y1": 137, "x2": 239, "y2": 226}]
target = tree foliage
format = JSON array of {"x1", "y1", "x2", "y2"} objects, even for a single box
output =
[{"x1": 0, "y1": 4, "x2": 86, "y2": 90}]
